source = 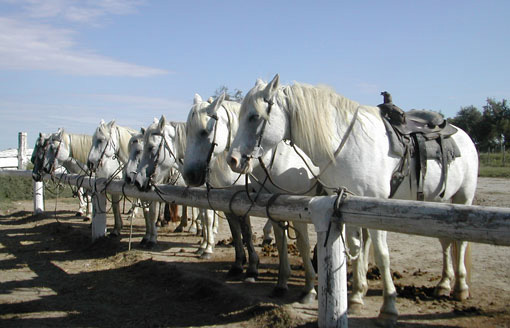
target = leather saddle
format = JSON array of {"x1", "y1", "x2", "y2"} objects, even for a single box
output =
[
  {"x1": 393, "y1": 109, "x2": 458, "y2": 139},
  {"x1": 377, "y1": 92, "x2": 460, "y2": 200}
]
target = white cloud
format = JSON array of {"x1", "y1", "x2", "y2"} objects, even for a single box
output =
[
  {"x1": 10, "y1": 0, "x2": 143, "y2": 24},
  {"x1": 0, "y1": 17, "x2": 168, "y2": 76}
]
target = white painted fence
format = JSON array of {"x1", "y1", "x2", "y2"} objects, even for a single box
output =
[{"x1": 2, "y1": 168, "x2": 510, "y2": 328}]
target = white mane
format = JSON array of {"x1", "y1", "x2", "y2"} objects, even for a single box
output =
[
  {"x1": 187, "y1": 99, "x2": 241, "y2": 148},
  {"x1": 64, "y1": 132, "x2": 93, "y2": 165},
  {"x1": 96, "y1": 121, "x2": 137, "y2": 163},
  {"x1": 145, "y1": 120, "x2": 187, "y2": 160},
  {"x1": 243, "y1": 81, "x2": 380, "y2": 162}
]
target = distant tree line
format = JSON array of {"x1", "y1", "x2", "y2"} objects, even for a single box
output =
[
  {"x1": 448, "y1": 98, "x2": 509, "y2": 151},
  {"x1": 213, "y1": 85, "x2": 244, "y2": 103}
]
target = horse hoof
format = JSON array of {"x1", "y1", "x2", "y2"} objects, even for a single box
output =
[
  {"x1": 140, "y1": 238, "x2": 148, "y2": 245},
  {"x1": 145, "y1": 241, "x2": 156, "y2": 249},
  {"x1": 108, "y1": 232, "x2": 120, "y2": 238},
  {"x1": 82, "y1": 217, "x2": 90, "y2": 222},
  {"x1": 189, "y1": 227, "x2": 197, "y2": 234},
  {"x1": 174, "y1": 226, "x2": 183, "y2": 233},
  {"x1": 262, "y1": 238, "x2": 273, "y2": 246},
  {"x1": 195, "y1": 248, "x2": 205, "y2": 256},
  {"x1": 200, "y1": 252, "x2": 213, "y2": 260},
  {"x1": 299, "y1": 291, "x2": 317, "y2": 304},
  {"x1": 271, "y1": 287, "x2": 288, "y2": 298},
  {"x1": 376, "y1": 312, "x2": 398, "y2": 328},
  {"x1": 433, "y1": 286, "x2": 451, "y2": 298},
  {"x1": 453, "y1": 289, "x2": 470, "y2": 301},
  {"x1": 75, "y1": 212, "x2": 83, "y2": 217},
  {"x1": 244, "y1": 277, "x2": 256, "y2": 283},
  {"x1": 348, "y1": 303, "x2": 363, "y2": 315},
  {"x1": 227, "y1": 266, "x2": 244, "y2": 277}
]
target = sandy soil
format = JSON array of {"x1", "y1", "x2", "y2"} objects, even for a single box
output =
[{"x1": 0, "y1": 177, "x2": 509, "y2": 327}]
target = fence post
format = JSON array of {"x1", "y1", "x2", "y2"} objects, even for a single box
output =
[
  {"x1": 91, "y1": 180, "x2": 107, "y2": 240},
  {"x1": 309, "y1": 197, "x2": 348, "y2": 328},
  {"x1": 33, "y1": 181, "x2": 44, "y2": 214},
  {"x1": 17, "y1": 132, "x2": 27, "y2": 170}
]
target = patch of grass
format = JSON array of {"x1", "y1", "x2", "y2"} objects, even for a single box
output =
[
  {"x1": 0, "y1": 175, "x2": 74, "y2": 202},
  {"x1": 478, "y1": 165, "x2": 510, "y2": 178}
]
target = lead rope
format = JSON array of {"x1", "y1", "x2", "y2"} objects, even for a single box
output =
[{"x1": 325, "y1": 187, "x2": 360, "y2": 261}]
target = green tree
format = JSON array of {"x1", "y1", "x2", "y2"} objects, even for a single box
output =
[
  {"x1": 448, "y1": 105, "x2": 483, "y2": 146},
  {"x1": 213, "y1": 85, "x2": 244, "y2": 102},
  {"x1": 482, "y1": 98, "x2": 510, "y2": 149}
]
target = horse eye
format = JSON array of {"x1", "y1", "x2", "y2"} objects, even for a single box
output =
[{"x1": 248, "y1": 114, "x2": 260, "y2": 122}]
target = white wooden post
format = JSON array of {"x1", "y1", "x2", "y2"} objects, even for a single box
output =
[
  {"x1": 91, "y1": 179, "x2": 107, "y2": 240},
  {"x1": 17, "y1": 132, "x2": 27, "y2": 170},
  {"x1": 310, "y1": 197, "x2": 348, "y2": 328},
  {"x1": 33, "y1": 181, "x2": 44, "y2": 214}
]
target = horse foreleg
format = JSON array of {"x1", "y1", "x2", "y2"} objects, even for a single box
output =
[
  {"x1": 143, "y1": 201, "x2": 159, "y2": 248},
  {"x1": 370, "y1": 229, "x2": 398, "y2": 326},
  {"x1": 110, "y1": 194, "x2": 123, "y2": 237},
  {"x1": 212, "y1": 211, "x2": 219, "y2": 234},
  {"x1": 272, "y1": 221, "x2": 290, "y2": 296},
  {"x1": 435, "y1": 238, "x2": 454, "y2": 297},
  {"x1": 76, "y1": 187, "x2": 87, "y2": 216},
  {"x1": 294, "y1": 221, "x2": 317, "y2": 304},
  {"x1": 346, "y1": 226, "x2": 367, "y2": 314},
  {"x1": 262, "y1": 219, "x2": 273, "y2": 245},
  {"x1": 452, "y1": 241, "x2": 470, "y2": 300},
  {"x1": 199, "y1": 209, "x2": 215, "y2": 259},
  {"x1": 225, "y1": 214, "x2": 245, "y2": 277},
  {"x1": 86, "y1": 191, "x2": 93, "y2": 217},
  {"x1": 240, "y1": 215, "x2": 259, "y2": 281},
  {"x1": 174, "y1": 205, "x2": 187, "y2": 233}
]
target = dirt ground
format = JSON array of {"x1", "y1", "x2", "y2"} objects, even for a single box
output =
[{"x1": 0, "y1": 177, "x2": 509, "y2": 327}]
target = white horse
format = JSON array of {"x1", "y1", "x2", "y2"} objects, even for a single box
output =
[
  {"x1": 124, "y1": 127, "x2": 190, "y2": 246},
  {"x1": 87, "y1": 120, "x2": 137, "y2": 237},
  {"x1": 183, "y1": 92, "x2": 319, "y2": 302},
  {"x1": 40, "y1": 129, "x2": 93, "y2": 217},
  {"x1": 227, "y1": 75, "x2": 478, "y2": 325},
  {"x1": 134, "y1": 118, "x2": 215, "y2": 253}
]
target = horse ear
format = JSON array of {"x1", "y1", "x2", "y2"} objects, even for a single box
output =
[
  {"x1": 255, "y1": 78, "x2": 264, "y2": 87},
  {"x1": 207, "y1": 97, "x2": 214, "y2": 104},
  {"x1": 140, "y1": 127, "x2": 145, "y2": 135},
  {"x1": 263, "y1": 74, "x2": 280, "y2": 100},
  {"x1": 207, "y1": 93, "x2": 225, "y2": 116},
  {"x1": 100, "y1": 119, "x2": 105, "y2": 125},
  {"x1": 56, "y1": 128, "x2": 63, "y2": 138},
  {"x1": 158, "y1": 115, "x2": 166, "y2": 130},
  {"x1": 194, "y1": 94, "x2": 203, "y2": 104},
  {"x1": 109, "y1": 120, "x2": 116, "y2": 128}
]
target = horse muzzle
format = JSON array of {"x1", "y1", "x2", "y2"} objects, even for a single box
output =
[
  {"x1": 227, "y1": 152, "x2": 252, "y2": 174},
  {"x1": 183, "y1": 165, "x2": 206, "y2": 187}
]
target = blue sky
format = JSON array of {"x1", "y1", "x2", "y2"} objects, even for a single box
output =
[{"x1": 0, "y1": 0, "x2": 509, "y2": 150}]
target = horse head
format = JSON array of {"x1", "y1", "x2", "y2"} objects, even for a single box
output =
[
  {"x1": 124, "y1": 128, "x2": 145, "y2": 185},
  {"x1": 87, "y1": 120, "x2": 120, "y2": 178},
  {"x1": 43, "y1": 129, "x2": 70, "y2": 174},
  {"x1": 227, "y1": 74, "x2": 288, "y2": 174},
  {"x1": 183, "y1": 92, "x2": 236, "y2": 186},
  {"x1": 135, "y1": 116, "x2": 179, "y2": 191},
  {"x1": 31, "y1": 132, "x2": 50, "y2": 181}
]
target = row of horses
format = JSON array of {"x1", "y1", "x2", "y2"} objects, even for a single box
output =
[{"x1": 30, "y1": 74, "x2": 479, "y2": 326}]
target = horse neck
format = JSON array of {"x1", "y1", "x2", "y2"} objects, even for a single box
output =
[
  {"x1": 66, "y1": 132, "x2": 92, "y2": 166},
  {"x1": 280, "y1": 86, "x2": 376, "y2": 167},
  {"x1": 115, "y1": 126, "x2": 136, "y2": 164},
  {"x1": 210, "y1": 150, "x2": 239, "y2": 186}
]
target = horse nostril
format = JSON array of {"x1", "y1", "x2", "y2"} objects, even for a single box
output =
[{"x1": 228, "y1": 155, "x2": 239, "y2": 169}]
